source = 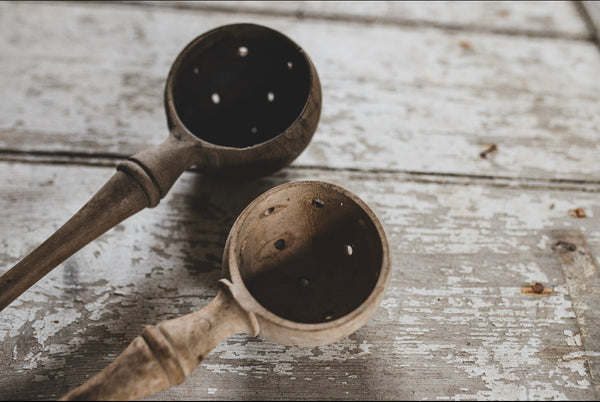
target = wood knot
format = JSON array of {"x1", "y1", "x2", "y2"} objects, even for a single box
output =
[
  {"x1": 555, "y1": 240, "x2": 577, "y2": 252},
  {"x1": 194, "y1": 317, "x2": 212, "y2": 333}
]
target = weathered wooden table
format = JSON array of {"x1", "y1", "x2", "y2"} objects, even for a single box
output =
[{"x1": 1, "y1": 1, "x2": 600, "y2": 400}]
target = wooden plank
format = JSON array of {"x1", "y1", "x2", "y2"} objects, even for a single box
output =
[
  {"x1": 551, "y1": 231, "x2": 600, "y2": 396},
  {"x1": 1, "y1": 2, "x2": 599, "y2": 183},
  {"x1": 1, "y1": 161, "x2": 599, "y2": 400},
  {"x1": 128, "y1": 1, "x2": 591, "y2": 39}
]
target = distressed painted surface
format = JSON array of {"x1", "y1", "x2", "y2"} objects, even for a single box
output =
[
  {"x1": 1, "y1": 2, "x2": 600, "y2": 181},
  {"x1": 552, "y1": 231, "x2": 600, "y2": 396},
  {"x1": 0, "y1": 162, "x2": 599, "y2": 400},
  {"x1": 136, "y1": 1, "x2": 591, "y2": 39},
  {"x1": 2, "y1": 1, "x2": 600, "y2": 400}
]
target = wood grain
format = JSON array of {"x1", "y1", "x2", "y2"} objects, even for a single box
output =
[
  {"x1": 129, "y1": 1, "x2": 591, "y2": 39},
  {"x1": 1, "y1": 161, "x2": 599, "y2": 400},
  {"x1": 1, "y1": 2, "x2": 600, "y2": 182},
  {"x1": 2, "y1": 1, "x2": 599, "y2": 400}
]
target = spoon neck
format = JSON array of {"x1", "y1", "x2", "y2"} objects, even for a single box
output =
[
  {"x1": 156, "y1": 288, "x2": 254, "y2": 376},
  {"x1": 118, "y1": 138, "x2": 193, "y2": 207},
  {"x1": 61, "y1": 288, "x2": 253, "y2": 401}
]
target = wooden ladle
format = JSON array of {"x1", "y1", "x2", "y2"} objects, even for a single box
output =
[
  {"x1": 0, "y1": 23, "x2": 321, "y2": 311},
  {"x1": 61, "y1": 181, "x2": 391, "y2": 401}
]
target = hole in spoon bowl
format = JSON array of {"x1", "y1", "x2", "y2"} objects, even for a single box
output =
[
  {"x1": 238, "y1": 46, "x2": 249, "y2": 57},
  {"x1": 344, "y1": 244, "x2": 353, "y2": 256}
]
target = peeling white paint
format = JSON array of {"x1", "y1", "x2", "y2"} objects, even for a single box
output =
[
  {"x1": 1, "y1": 157, "x2": 598, "y2": 400},
  {"x1": 564, "y1": 330, "x2": 583, "y2": 347},
  {"x1": 537, "y1": 235, "x2": 550, "y2": 251},
  {"x1": 31, "y1": 309, "x2": 81, "y2": 346}
]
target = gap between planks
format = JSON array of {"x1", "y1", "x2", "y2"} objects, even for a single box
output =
[
  {"x1": 579, "y1": 1, "x2": 600, "y2": 42},
  {"x1": 1, "y1": 154, "x2": 599, "y2": 195},
  {"x1": 90, "y1": 0, "x2": 595, "y2": 41}
]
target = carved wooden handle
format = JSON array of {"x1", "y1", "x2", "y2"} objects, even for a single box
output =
[
  {"x1": 0, "y1": 138, "x2": 193, "y2": 312},
  {"x1": 61, "y1": 288, "x2": 253, "y2": 401}
]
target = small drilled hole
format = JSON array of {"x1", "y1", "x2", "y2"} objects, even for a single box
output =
[
  {"x1": 211, "y1": 93, "x2": 220, "y2": 104},
  {"x1": 344, "y1": 244, "x2": 353, "y2": 256},
  {"x1": 264, "y1": 207, "x2": 275, "y2": 216},
  {"x1": 287, "y1": 61, "x2": 293, "y2": 70},
  {"x1": 312, "y1": 199, "x2": 325, "y2": 208},
  {"x1": 267, "y1": 92, "x2": 275, "y2": 102},
  {"x1": 238, "y1": 46, "x2": 248, "y2": 57},
  {"x1": 299, "y1": 277, "x2": 310, "y2": 287},
  {"x1": 274, "y1": 239, "x2": 286, "y2": 250},
  {"x1": 250, "y1": 126, "x2": 258, "y2": 134}
]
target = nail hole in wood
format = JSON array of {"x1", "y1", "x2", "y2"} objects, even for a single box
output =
[
  {"x1": 264, "y1": 207, "x2": 275, "y2": 216},
  {"x1": 312, "y1": 199, "x2": 324, "y2": 208},
  {"x1": 274, "y1": 239, "x2": 286, "y2": 250}
]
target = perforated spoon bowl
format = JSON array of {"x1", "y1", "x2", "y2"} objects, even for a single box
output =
[
  {"x1": 61, "y1": 181, "x2": 391, "y2": 401},
  {"x1": 0, "y1": 24, "x2": 321, "y2": 311}
]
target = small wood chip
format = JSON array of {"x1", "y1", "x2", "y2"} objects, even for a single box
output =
[
  {"x1": 459, "y1": 40, "x2": 472, "y2": 50},
  {"x1": 479, "y1": 143, "x2": 498, "y2": 158},
  {"x1": 569, "y1": 208, "x2": 586, "y2": 218},
  {"x1": 521, "y1": 283, "x2": 552, "y2": 296}
]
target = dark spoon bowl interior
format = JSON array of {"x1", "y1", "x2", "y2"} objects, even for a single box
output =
[
  {"x1": 170, "y1": 24, "x2": 313, "y2": 148},
  {"x1": 234, "y1": 181, "x2": 385, "y2": 324}
]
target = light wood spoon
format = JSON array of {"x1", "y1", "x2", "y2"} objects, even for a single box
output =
[{"x1": 61, "y1": 181, "x2": 391, "y2": 401}]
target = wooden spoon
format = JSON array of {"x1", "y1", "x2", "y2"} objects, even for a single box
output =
[
  {"x1": 61, "y1": 181, "x2": 390, "y2": 401},
  {"x1": 0, "y1": 23, "x2": 321, "y2": 311}
]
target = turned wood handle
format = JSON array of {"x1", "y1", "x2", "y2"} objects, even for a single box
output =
[
  {"x1": 0, "y1": 138, "x2": 193, "y2": 312},
  {"x1": 61, "y1": 288, "x2": 253, "y2": 401}
]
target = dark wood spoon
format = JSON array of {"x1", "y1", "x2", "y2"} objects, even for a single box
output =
[{"x1": 0, "y1": 23, "x2": 321, "y2": 311}]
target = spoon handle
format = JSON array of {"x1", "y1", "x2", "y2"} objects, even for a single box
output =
[
  {"x1": 0, "y1": 137, "x2": 193, "y2": 312},
  {"x1": 61, "y1": 288, "x2": 252, "y2": 401}
]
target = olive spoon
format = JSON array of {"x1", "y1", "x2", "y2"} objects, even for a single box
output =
[{"x1": 0, "y1": 23, "x2": 321, "y2": 311}]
